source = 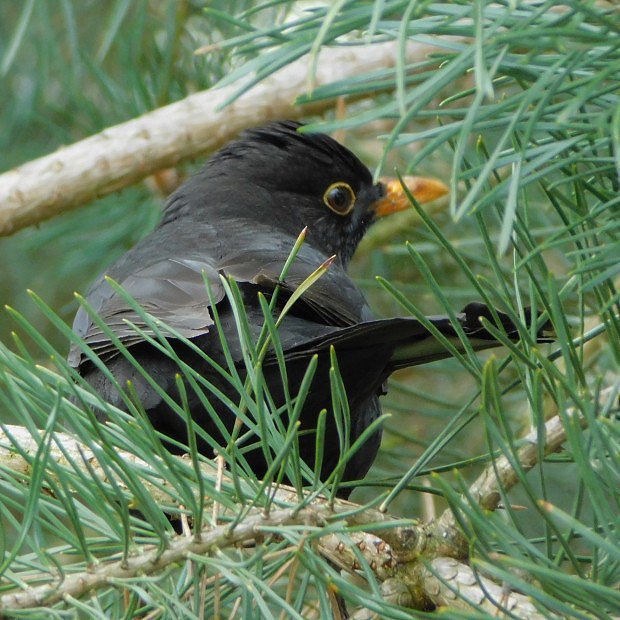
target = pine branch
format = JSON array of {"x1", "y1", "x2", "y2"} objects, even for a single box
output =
[
  {"x1": 0, "y1": 38, "x2": 459, "y2": 237},
  {"x1": 434, "y1": 384, "x2": 618, "y2": 552},
  {"x1": 2, "y1": 383, "x2": 614, "y2": 616},
  {"x1": 0, "y1": 503, "x2": 333, "y2": 610}
]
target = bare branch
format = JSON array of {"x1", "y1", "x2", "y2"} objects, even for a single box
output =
[
  {"x1": 435, "y1": 385, "x2": 618, "y2": 546},
  {"x1": 0, "y1": 39, "x2": 459, "y2": 237},
  {"x1": 419, "y1": 557, "x2": 548, "y2": 619}
]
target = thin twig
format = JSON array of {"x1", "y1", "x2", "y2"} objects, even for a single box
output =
[
  {"x1": 435, "y1": 385, "x2": 617, "y2": 539},
  {"x1": 212, "y1": 453, "x2": 225, "y2": 620}
]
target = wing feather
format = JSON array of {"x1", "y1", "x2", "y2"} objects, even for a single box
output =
[{"x1": 69, "y1": 242, "x2": 372, "y2": 369}]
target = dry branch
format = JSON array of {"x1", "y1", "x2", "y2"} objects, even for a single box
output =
[{"x1": 0, "y1": 39, "x2": 459, "y2": 237}]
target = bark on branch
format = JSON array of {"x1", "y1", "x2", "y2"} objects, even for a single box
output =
[
  {"x1": 435, "y1": 385, "x2": 617, "y2": 547},
  {"x1": 0, "y1": 39, "x2": 458, "y2": 237},
  {"x1": 2, "y1": 384, "x2": 614, "y2": 617}
]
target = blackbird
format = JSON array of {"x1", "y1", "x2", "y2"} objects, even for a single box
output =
[{"x1": 69, "y1": 120, "x2": 546, "y2": 492}]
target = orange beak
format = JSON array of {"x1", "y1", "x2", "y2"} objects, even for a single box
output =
[{"x1": 372, "y1": 176, "x2": 448, "y2": 218}]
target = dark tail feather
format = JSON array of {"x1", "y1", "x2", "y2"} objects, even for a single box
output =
[{"x1": 278, "y1": 302, "x2": 553, "y2": 369}]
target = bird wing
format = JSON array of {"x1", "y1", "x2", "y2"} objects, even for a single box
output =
[
  {"x1": 69, "y1": 242, "x2": 371, "y2": 368},
  {"x1": 68, "y1": 256, "x2": 223, "y2": 367},
  {"x1": 219, "y1": 245, "x2": 371, "y2": 327}
]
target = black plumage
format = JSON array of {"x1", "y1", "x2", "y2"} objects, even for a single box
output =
[{"x1": 69, "y1": 120, "x2": 547, "y2": 493}]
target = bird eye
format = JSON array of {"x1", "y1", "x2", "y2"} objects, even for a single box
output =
[{"x1": 323, "y1": 182, "x2": 355, "y2": 216}]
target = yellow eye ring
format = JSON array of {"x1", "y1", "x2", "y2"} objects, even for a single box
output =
[{"x1": 323, "y1": 182, "x2": 356, "y2": 216}]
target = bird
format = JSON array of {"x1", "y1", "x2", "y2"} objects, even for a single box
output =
[{"x1": 68, "y1": 120, "x2": 548, "y2": 496}]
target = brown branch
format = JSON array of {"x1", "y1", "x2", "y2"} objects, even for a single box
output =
[
  {"x1": 419, "y1": 557, "x2": 548, "y2": 619},
  {"x1": 434, "y1": 385, "x2": 617, "y2": 542},
  {"x1": 0, "y1": 38, "x2": 460, "y2": 237},
  {"x1": 0, "y1": 504, "x2": 331, "y2": 610},
  {"x1": 0, "y1": 424, "x2": 205, "y2": 508}
]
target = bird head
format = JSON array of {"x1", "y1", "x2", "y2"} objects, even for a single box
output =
[{"x1": 166, "y1": 120, "x2": 448, "y2": 265}]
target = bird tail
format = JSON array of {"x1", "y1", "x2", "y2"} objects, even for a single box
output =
[
  {"x1": 278, "y1": 302, "x2": 553, "y2": 370},
  {"x1": 388, "y1": 302, "x2": 553, "y2": 370}
]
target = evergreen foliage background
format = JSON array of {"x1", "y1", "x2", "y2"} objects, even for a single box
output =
[{"x1": 0, "y1": 1, "x2": 618, "y2": 617}]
